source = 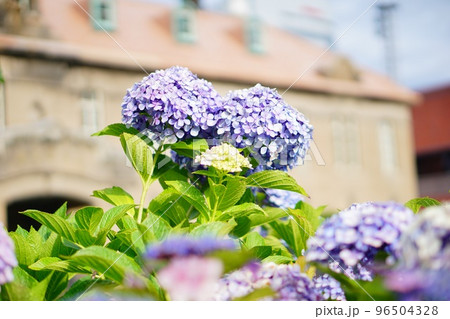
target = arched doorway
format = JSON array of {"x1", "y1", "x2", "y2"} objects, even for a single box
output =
[{"x1": 7, "y1": 195, "x2": 89, "y2": 231}]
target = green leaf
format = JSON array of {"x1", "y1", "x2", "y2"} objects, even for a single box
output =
[
  {"x1": 20, "y1": 210, "x2": 77, "y2": 242},
  {"x1": 120, "y1": 132, "x2": 154, "y2": 184},
  {"x1": 250, "y1": 246, "x2": 272, "y2": 260},
  {"x1": 92, "y1": 123, "x2": 139, "y2": 137},
  {"x1": 70, "y1": 246, "x2": 142, "y2": 283},
  {"x1": 270, "y1": 215, "x2": 313, "y2": 257},
  {"x1": 152, "y1": 154, "x2": 177, "y2": 181},
  {"x1": 218, "y1": 203, "x2": 265, "y2": 221},
  {"x1": 45, "y1": 271, "x2": 68, "y2": 300},
  {"x1": 1, "y1": 267, "x2": 51, "y2": 301},
  {"x1": 139, "y1": 213, "x2": 171, "y2": 242},
  {"x1": 98, "y1": 204, "x2": 136, "y2": 232},
  {"x1": 230, "y1": 216, "x2": 252, "y2": 238},
  {"x1": 165, "y1": 180, "x2": 210, "y2": 220},
  {"x1": 158, "y1": 166, "x2": 189, "y2": 189},
  {"x1": 246, "y1": 170, "x2": 308, "y2": 196},
  {"x1": 405, "y1": 197, "x2": 440, "y2": 214},
  {"x1": 170, "y1": 139, "x2": 209, "y2": 158},
  {"x1": 192, "y1": 170, "x2": 219, "y2": 178},
  {"x1": 149, "y1": 188, "x2": 190, "y2": 225},
  {"x1": 29, "y1": 257, "x2": 91, "y2": 274},
  {"x1": 191, "y1": 222, "x2": 235, "y2": 237},
  {"x1": 8, "y1": 232, "x2": 37, "y2": 267},
  {"x1": 75, "y1": 229, "x2": 97, "y2": 247},
  {"x1": 295, "y1": 202, "x2": 325, "y2": 233},
  {"x1": 262, "y1": 255, "x2": 293, "y2": 264},
  {"x1": 243, "y1": 232, "x2": 266, "y2": 249},
  {"x1": 234, "y1": 287, "x2": 275, "y2": 301},
  {"x1": 249, "y1": 207, "x2": 287, "y2": 227},
  {"x1": 58, "y1": 277, "x2": 116, "y2": 301},
  {"x1": 94, "y1": 204, "x2": 135, "y2": 245},
  {"x1": 217, "y1": 177, "x2": 247, "y2": 211},
  {"x1": 92, "y1": 187, "x2": 135, "y2": 206},
  {"x1": 210, "y1": 250, "x2": 253, "y2": 274},
  {"x1": 75, "y1": 207, "x2": 103, "y2": 232}
]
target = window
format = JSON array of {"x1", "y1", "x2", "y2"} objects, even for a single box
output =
[
  {"x1": 81, "y1": 91, "x2": 100, "y2": 135},
  {"x1": 378, "y1": 119, "x2": 397, "y2": 173},
  {"x1": 172, "y1": 7, "x2": 197, "y2": 43},
  {"x1": 331, "y1": 116, "x2": 361, "y2": 166},
  {"x1": 245, "y1": 16, "x2": 265, "y2": 54},
  {"x1": 90, "y1": 0, "x2": 117, "y2": 31}
]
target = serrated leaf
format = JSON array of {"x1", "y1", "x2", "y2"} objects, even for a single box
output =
[
  {"x1": 165, "y1": 180, "x2": 210, "y2": 220},
  {"x1": 92, "y1": 123, "x2": 139, "y2": 137},
  {"x1": 170, "y1": 139, "x2": 209, "y2": 158},
  {"x1": 92, "y1": 187, "x2": 135, "y2": 206},
  {"x1": 120, "y1": 132, "x2": 154, "y2": 184},
  {"x1": 29, "y1": 257, "x2": 91, "y2": 274},
  {"x1": 249, "y1": 207, "x2": 287, "y2": 227},
  {"x1": 1, "y1": 267, "x2": 51, "y2": 301},
  {"x1": 20, "y1": 210, "x2": 77, "y2": 242},
  {"x1": 139, "y1": 213, "x2": 171, "y2": 242},
  {"x1": 191, "y1": 222, "x2": 235, "y2": 237},
  {"x1": 246, "y1": 170, "x2": 308, "y2": 196},
  {"x1": 70, "y1": 246, "x2": 142, "y2": 283},
  {"x1": 75, "y1": 229, "x2": 97, "y2": 247},
  {"x1": 230, "y1": 216, "x2": 251, "y2": 238},
  {"x1": 217, "y1": 177, "x2": 247, "y2": 211},
  {"x1": 405, "y1": 197, "x2": 440, "y2": 214},
  {"x1": 262, "y1": 255, "x2": 293, "y2": 264},
  {"x1": 243, "y1": 232, "x2": 266, "y2": 249},
  {"x1": 148, "y1": 188, "x2": 190, "y2": 225},
  {"x1": 75, "y1": 207, "x2": 103, "y2": 233},
  {"x1": 218, "y1": 203, "x2": 265, "y2": 221},
  {"x1": 97, "y1": 204, "x2": 136, "y2": 235}
]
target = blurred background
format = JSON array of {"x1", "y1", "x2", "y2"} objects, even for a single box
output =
[{"x1": 0, "y1": 0, "x2": 448, "y2": 230}]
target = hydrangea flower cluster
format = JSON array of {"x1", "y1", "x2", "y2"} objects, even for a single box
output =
[
  {"x1": 215, "y1": 84, "x2": 313, "y2": 170},
  {"x1": 215, "y1": 262, "x2": 323, "y2": 301},
  {"x1": 396, "y1": 203, "x2": 450, "y2": 270},
  {"x1": 121, "y1": 66, "x2": 223, "y2": 145},
  {"x1": 305, "y1": 202, "x2": 413, "y2": 280},
  {"x1": 313, "y1": 274, "x2": 346, "y2": 301},
  {"x1": 143, "y1": 235, "x2": 236, "y2": 260},
  {"x1": 263, "y1": 189, "x2": 305, "y2": 209},
  {"x1": 194, "y1": 143, "x2": 252, "y2": 173},
  {"x1": 0, "y1": 223, "x2": 17, "y2": 285}
]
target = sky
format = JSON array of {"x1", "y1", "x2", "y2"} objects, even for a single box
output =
[
  {"x1": 150, "y1": 0, "x2": 450, "y2": 91},
  {"x1": 329, "y1": 0, "x2": 450, "y2": 90}
]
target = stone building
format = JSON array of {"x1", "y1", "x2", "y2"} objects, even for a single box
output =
[{"x1": 0, "y1": 0, "x2": 419, "y2": 229}]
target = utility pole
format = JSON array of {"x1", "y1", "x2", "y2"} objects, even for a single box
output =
[{"x1": 376, "y1": 2, "x2": 397, "y2": 80}]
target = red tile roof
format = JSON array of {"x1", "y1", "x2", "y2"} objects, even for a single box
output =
[{"x1": 0, "y1": 0, "x2": 419, "y2": 104}]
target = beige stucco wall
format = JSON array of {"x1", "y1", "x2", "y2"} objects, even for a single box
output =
[{"x1": 0, "y1": 55, "x2": 418, "y2": 224}]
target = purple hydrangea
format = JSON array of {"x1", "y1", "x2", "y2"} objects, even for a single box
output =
[
  {"x1": 396, "y1": 203, "x2": 450, "y2": 270},
  {"x1": 385, "y1": 269, "x2": 450, "y2": 301},
  {"x1": 143, "y1": 235, "x2": 236, "y2": 260},
  {"x1": 215, "y1": 262, "x2": 323, "y2": 301},
  {"x1": 215, "y1": 84, "x2": 313, "y2": 170},
  {"x1": 305, "y1": 202, "x2": 413, "y2": 280},
  {"x1": 263, "y1": 189, "x2": 305, "y2": 209},
  {"x1": 121, "y1": 66, "x2": 223, "y2": 145},
  {"x1": 313, "y1": 274, "x2": 346, "y2": 301},
  {"x1": 0, "y1": 223, "x2": 17, "y2": 285}
]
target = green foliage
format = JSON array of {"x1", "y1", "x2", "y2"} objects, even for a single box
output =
[
  {"x1": 92, "y1": 123, "x2": 139, "y2": 137},
  {"x1": 246, "y1": 170, "x2": 309, "y2": 196},
  {"x1": 404, "y1": 197, "x2": 440, "y2": 213},
  {"x1": 170, "y1": 138, "x2": 209, "y2": 158}
]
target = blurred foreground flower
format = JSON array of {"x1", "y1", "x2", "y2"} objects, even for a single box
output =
[
  {"x1": 216, "y1": 84, "x2": 313, "y2": 170},
  {"x1": 0, "y1": 223, "x2": 17, "y2": 285},
  {"x1": 396, "y1": 203, "x2": 450, "y2": 270},
  {"x1": 194, "y1": 143, "x2": 252, "y2": 173},
  {"x1": 143, "y1": 235, "x2": 236, "y2": 260},
  {"x1": 121, "y1": 66, "x2": 223, "y2": 145},
  {"x1": 215, "y1": 262, "x2": 323, "y2": 301},
  {"x1": 306, "y1": 202, "x2": 413, "y2": 280},
  {"x1": 158, "y1": 256, "x2": 223, "y2": 301}
]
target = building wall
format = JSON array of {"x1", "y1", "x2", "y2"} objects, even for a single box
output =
[{"x1": 0, "y1": 55, "x2": 418, "y2": 225}]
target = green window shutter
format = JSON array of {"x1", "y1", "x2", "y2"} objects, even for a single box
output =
[
  {"x1": 245, "y1": 17, "x2": 265, "y2": 54},
  {"x1": 172, "y1": 8, "x2": 197, "y2": 44},
  {"x1": 89, "y1": 0, "x2": 117, "y2": 32}
]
